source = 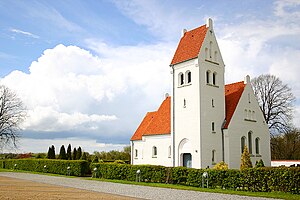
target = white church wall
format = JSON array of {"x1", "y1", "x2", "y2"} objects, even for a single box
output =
[
  {"x1": 132, "y1": 135, "x2": 172, "y2": 166},
  {"x1": 172, "y1": 59, "x2": 201, "y2": 168},
  {"x1": 226, "y1": 78, "x2": 271, "y2": 169},
  {"x1": 197, "y1": 20, "x2": 225, "y2": 168}
]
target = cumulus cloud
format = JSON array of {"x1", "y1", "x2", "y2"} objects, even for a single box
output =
[
  {"x1": 217, "y1": 0, "x2": 300, "y2": 127},
  {"x1": 0, "y1": 42, "x2": 173, "y2": 139}
]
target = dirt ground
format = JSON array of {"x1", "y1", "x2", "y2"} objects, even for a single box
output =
[{"x1": 0, "y1": 176, "x2": 139, "y2": 200}]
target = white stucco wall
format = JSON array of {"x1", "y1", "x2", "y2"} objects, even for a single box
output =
[
  {"x1": 132, "y1": 134, "x2": 172, "y2": 166},
  {"x1": 226, "y1": 81, "x2": 271, "y2": 169}
]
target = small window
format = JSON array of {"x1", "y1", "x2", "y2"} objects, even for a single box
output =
[
  {"x1": 212, "y1": 150, "x2": 216, "y2": 163},
  {"x1": 205, "y1": 48, "x2": 208, "y2": 59},
  {"x1": 244, "y1": 109, "x2": 248, "y2": 119},
  {"x1": 178, "y1": 73, "x2": 184, "y2": 86},
  {"x1": 212, "y1": 122, "x2": 215, "y2": 132},
  {"x1": 183, "y1": 98, "x2": 186, "y2": 108},
  {"x1": 212, "y1": 99, "x2": 214, "y2": 107},
  {"x1": 135, "y1": 149, "x2": 138, "y2": 158},
  {"x1": 206, "y1": 70, "x2": 210, "y2": 84},
  {"x1": 255, "y1": 138, "x2": 260, "y2": 155},
  {"x1": 152, "y1": 146, "x2": 157, "y2": 157},
  {"x1": 214, "y1": 51, "x2": 218, "y2": 62},
  {"x1": 248, "y1": 93, "x2": 251, "y2": 103},
  {"x1": 209, "y1": 41, "x2": 213, "y2": 59},
  {"x1": 252, "y1": 111, "x2": 255, "y2": 120},
  {"x1": 213, "y1": 72, "x2": 217, "y2": 85},
  {"x1": 186, "y1": 71, "x2": 191, "y2": 83},
  {"x1": 248, "y1": 132, "x2": 252, "y2": 154},
  {"x1": 168, "y1": 145, "x2": 171, "y2": 158},
  {"x1": 241, "y1": 136, "x2": 246, "y2": 153}
]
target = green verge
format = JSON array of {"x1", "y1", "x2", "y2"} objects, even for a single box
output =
[{"x1": 0, "y1": 169, "x2": 298, "y2": 200}]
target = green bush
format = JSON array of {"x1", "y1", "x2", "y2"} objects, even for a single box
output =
[
  {"x1": 90, "y1": 163, "x2": 300, "y2": 194},
  {"x1": 1, "y1": 159, "x2": 89, "y2": 176}
]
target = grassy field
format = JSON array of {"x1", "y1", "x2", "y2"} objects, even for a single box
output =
[{"x1": 1, "y1": 168, "x2": 299, "y2": 200}]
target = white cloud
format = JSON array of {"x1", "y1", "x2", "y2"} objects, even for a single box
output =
[
  {"x1": 217, "y1": 0, "x2": 300, "y2": 127},
  {"x1": 1, "y1": 42, "x2": 173, "y2": 136},
  {"x1": 10, "y1": 28, "x2": 40, "y2": 39}
]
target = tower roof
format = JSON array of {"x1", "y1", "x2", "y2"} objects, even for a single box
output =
[{"x1": 170, "y1": 25, "x2": 208, "y2": 65}]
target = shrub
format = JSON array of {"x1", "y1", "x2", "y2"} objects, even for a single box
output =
[
  {"x1": 240, "y1": 146, "x2": 252, "y2": 170},
  {"x1": 255, "y1": 159, "x2": 265, "y2": 168},
  {"x1": 213, "y1": 161, "x2": 228, "y2": 170},
  {"x1": 1, "y1": 159, "x2": 88, "y2": 176}
]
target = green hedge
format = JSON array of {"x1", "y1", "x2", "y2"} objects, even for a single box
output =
[
  {"x1": 1, "y1": 159, "x2": 89, "y2": 176},
  {"x1": 91, "y1": 163, "x2": 300, "y2": 194}
]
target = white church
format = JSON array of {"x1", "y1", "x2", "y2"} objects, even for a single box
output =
[{"x1": 130, "y1": 19, "x2": 271, "y2": 169}]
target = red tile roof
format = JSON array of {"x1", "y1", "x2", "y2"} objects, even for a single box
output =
[
  {"x1": 224, "y1": 81, "x2": 245, "y2": 129},
  {"x1": 131, "y1": 82, "x2": 246, "y2": 140},
  {"x1": 170, "y1": 25, "x2": 208, "y2": 65},
  {"x1": 131, "y1": 97, "x2": 171, "y2": 141}
]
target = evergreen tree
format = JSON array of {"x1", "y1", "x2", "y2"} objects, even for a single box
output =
[
  {"x1": 67, "y1": 144, "x2": 72, "y2": 160},
  {"x1": 72, "y1": 147, "x2": 77, "y2": 160},
  {"x1": 81, "y1": 152, "x2": 87, "y2": 160},
  {"x1": 51, "y1": 145, "x2": 56, "y2": 159},
  {"x1": 47, "y1": 147, "x2": 52, "y2": 159},
  {"x1": 76, "y1": 146, "x2": 82, "y2": 160},
  {"x1": 58, "y1": 145, "x2": 67, "y2": 160},
  {"x1": 240, "y1": 145, "x2": 253, "y2": 170}
]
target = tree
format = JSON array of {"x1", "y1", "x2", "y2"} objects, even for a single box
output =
[
  {"x1": 80, "y1": 152, "x2": 87, "y2": 160},
  {"x1": 76, "y1": 146, "x2": 82, "y2": 160},
  {"x1": 255, "y1": 159, "x2": 265, "y2": 168},
  {"x1": 51, "y1": 145, "x2": 55, "y2": 159},
  {"x1": 58, "y1": 145, "x2": 67, "y2": 159},
  {"x1": 271, "y1": 127, "x2": 300, "y2": 160},
  {"x1": 240, "y1": 145, "x2": 252, "y2": 170},
  {"x1": 47, "y1": 145, "x2": 55, "y2": 159},
  {"x1": 67, "y1": 144, "x2": 72, "y2": 160},
  {"x1": 0, "y1": 85, "x2": 26, "y2": 149},
  {"x1": 251, "y1": 74, "x2": 295, "y2": 135},
  {"x1": 72, "y1": 147, "x2": 77, "y2": 160}
]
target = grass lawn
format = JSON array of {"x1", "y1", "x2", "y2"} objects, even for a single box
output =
[{"x1": 0, "y1": 168, "x2": 299, "y2": 200}]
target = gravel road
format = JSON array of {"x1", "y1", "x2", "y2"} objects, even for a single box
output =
[{"x1": 0, "y1": 172, "x2": 278, "y2": 200}]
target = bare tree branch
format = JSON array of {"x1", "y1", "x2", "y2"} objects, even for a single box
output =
[
  {"x1": 251, "y1": 74, "x2": 295, "y2": 136},
  {"x1": 0, "y1": 85, "x2": 26, "y2": 149}
]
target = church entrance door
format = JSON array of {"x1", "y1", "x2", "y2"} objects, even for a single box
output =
[{"x1": 183, "y1": 153, "x2": 192, "y2": 168}]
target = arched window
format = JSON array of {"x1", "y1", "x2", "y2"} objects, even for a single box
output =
[
  {"x1": 252, "y1": 111, "x2": 255, "y2": 120},
  {"x1": 213, "y1": 72, "x2": 217, "y2": 85},
  {"x1": 178, "y1": 73, "x2": 184, "y2": 86},
  {"x1": 209, "y1": 41, "x2": 213, "y2": 58},
  {"x1": 168, "y1": 145, "x2": 171, "y2": 158},
  {"x1": 248, "y1": 110, "x2": 252, "y2": 120},
  {"x1": 152, "y1": 146, "x2": 157, "y2": 157},
  {"x1": 255, "y1": 137, "x2": 260, "y2": 155},
  {"x1": 248, "y1": 131, "x2": 252, "y2": 154},
  {"x1": 135, "y1": 149, "x2": 138, "y2": 158},
  {"x1": 186, "y1": 71, "x2": 191, "y2": 83},
  {"x1": 241, "y1": 136, "x2": 246, "y2": 153},
  {"x1": 206, "y1": 70, "x2": 210, "y2": 84},
  {"x1": 214, "y1": 51, "x2": 218, "y2": 62},
  {"x1": 205, "y1": 48, "x2": 208, "y2": 59},
  {"x1": 244, "y1": 109, "x2": 248, "y2": 119},
  {"x1": 212, "y1": 150, "x2": 216, "y2": 163}
]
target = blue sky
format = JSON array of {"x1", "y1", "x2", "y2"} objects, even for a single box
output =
[{"x1": 1, "y1": 0, "x2": 300, "y2": 153}]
